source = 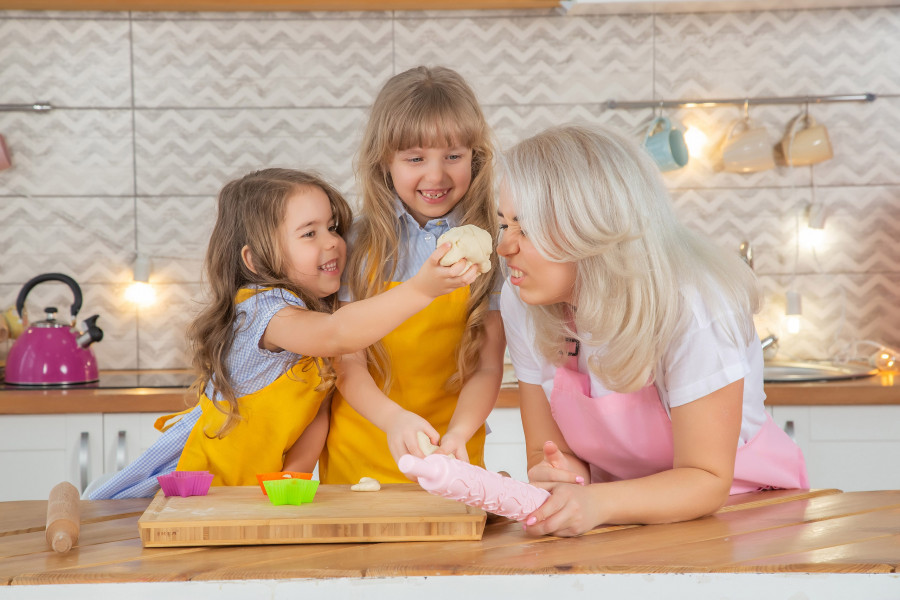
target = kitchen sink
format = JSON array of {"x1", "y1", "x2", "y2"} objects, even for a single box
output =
[{"x1": 763, "y1": 361, "x2": 876, "y2": 383}]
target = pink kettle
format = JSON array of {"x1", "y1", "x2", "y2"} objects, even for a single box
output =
[{"x1": 5, "y1": 273, "x2": 104, "y2": 386}]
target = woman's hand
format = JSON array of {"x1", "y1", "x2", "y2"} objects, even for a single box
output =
[
  {"x1": 522, "y1": 481, "x2": 603, "y2": 537},
  {"x1": 524, "y1": 441, "x2": 597, "y2": 537},
  {"x1": 408, "y1": 243, "x2": 478, "y2": 298},
  {"x1": 436, "y1": 430, "x2": 470, "y2": 462},
  {"x1": 386, "y1": 410, "x2": 440, "y2": 463},
  {"x1": 527, "y1": 441, "x2": 586, "y2": 486}
]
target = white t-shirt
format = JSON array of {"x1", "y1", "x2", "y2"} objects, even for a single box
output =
[{"x1": 500, "y1": 281, "x2": 767, "y2": 445}]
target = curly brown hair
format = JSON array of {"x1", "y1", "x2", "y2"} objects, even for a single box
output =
[{"x1": 187, "y1": 168, "x2": 353, "y2": 437}]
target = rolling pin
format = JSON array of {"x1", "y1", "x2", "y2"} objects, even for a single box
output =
[
  {"x1": 46, "y1": 482, "x2": 80, "y2": 553},
  {"x1": 399, "y1": 453, "x2": 549, "y2": 522}
]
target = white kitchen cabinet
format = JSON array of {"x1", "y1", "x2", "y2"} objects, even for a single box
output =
[
  {"x1": 770, "y1": 405, "x2": 900, "y2": 492},
  {"x1": 102, "y1": 413, "x2": 168, "y2": 474},
  {"x1": 0, "y1": 414, "x2": 104, "y2": 501},
  {"x1": 484, "y1": 407, "x2": 528, "y2": 482},
  {"x1": 0, "y1": 412, "x2": 168, "y2": 501}
]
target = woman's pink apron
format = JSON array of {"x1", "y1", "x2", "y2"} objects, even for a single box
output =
[{"x1": 548, "y1": 352, "x2": 808, "y2": 494}]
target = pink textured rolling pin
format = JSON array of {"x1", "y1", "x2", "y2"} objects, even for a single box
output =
[{"x1": 398, "y1": 453, "x2": 549, "y2": 521}]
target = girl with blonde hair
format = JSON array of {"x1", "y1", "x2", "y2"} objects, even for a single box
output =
[
  {"x1": 90, "y1": 168, "x2": 475, "y2": 498},
  {"x1": 498, "y1": 125, "x2": 807, "y2": 536},
  {"x1": 320, "y1": 66, "x2": 506, "y2": 484}
]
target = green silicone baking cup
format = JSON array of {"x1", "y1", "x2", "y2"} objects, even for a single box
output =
[{"x1": 263, "y1": 478, "x2": 319, "y2": 505}]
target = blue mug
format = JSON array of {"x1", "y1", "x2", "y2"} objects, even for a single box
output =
[{"x1": 643, "y1": 117, "x2": 689, "y2": 172}]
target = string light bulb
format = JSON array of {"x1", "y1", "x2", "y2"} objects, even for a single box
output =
[
  {"x1": 870, "y1": 346, "x2": 899, "y2": 372},
  {"x1": 126, "y1": 254, "x2": 156, "y2": 306},
  {"x1": 800, "y1": 203, "x2": 826, "y2": 248},
  {"x1": 784, "y1": 290, "x2": 802, "y2": 334},
  {"x1": 683, "y1": 125, "x2": 709, "y2": 158}
]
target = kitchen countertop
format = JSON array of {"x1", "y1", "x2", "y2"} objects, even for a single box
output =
[
  {"x1": 1, "y1": 487, "x2": 898, "y2": 593},
  {"x1": 1, "y1": 368, "x2": 900, "y2": 415}
]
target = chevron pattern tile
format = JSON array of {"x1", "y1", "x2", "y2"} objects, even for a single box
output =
[
  {"x1": 0, "y1": 111, "x2": 134, "y2": 196},
  {"x1": 136, "y1": 197, "x2": 217, "y2": 284},
  {"x1": 486, "y1": 104, "x2": 651, "y2": 152},
  {"x1": 0, "y1": 17, "x2": 131, "y2": 106},
  {"x1": 133, "y1": 108, "x2": 365, "y2": 197},
  {"x1": 137, "y1": 283, "x2": 203, "y2": 369},
  {"x1": 132, "y1": 19, "x2": 393, "y2": 108},
  {"x1": 0, "y1": 197, "x2": 135, "y2": 286},
  {"x1": 670, "y1": 187, "x2": 813, "y2": 276},
  {"x1": 394, "y1": 14, "x2": 654, "y2": 105},
  {"x1": 654, "y1": 8, "x2": 900, "y2": 99},
  {"x1": 83, "y1": 283, "x2": 140, "y2": 370},
  {"x1": 756, "y1": 273, "x2": 900, "y2": 360},
  {"x1": 808, "y1": 97, "x2": 900, "y2": 187},
  {"x1": 798, "y1": 186, "x2": 900, "y2": 275}
]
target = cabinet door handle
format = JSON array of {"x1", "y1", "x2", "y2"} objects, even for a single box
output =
[
  {"x1": 116, "y1": 430, "x2": 127, "y2": 471},
  {"x1": 783, "y1": 420, "x2": 795, "y2": 440},
  {"x1": 79, "y1": 431, "x2": 90, "y2": 492}
]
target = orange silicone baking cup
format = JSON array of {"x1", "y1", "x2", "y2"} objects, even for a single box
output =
[{"x1": 255, "y1": 471, "x2": 313, "y2": 494}]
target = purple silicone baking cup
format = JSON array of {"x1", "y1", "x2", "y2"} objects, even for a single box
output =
[{"x1": 157, "y1": 471, "x2": 214, "y2": 497}]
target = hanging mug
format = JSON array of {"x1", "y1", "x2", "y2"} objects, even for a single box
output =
[
  {"x1": 643, "y1": 117, "x2": 689, "y2": 172},
  {"x1": 721, "y1": 117, "x2": 775, "y2": 173},
  {"x1": 777, "y1": 113, "x2": 833, "y2": 167}
]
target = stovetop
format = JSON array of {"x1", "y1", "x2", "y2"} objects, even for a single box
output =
[{"x1": 0, "y1": 369, "x2": 196, "y2": 390}]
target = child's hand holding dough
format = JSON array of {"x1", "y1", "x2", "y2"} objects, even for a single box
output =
[{"x1": 437, "y1": 225, "x2": 493, "y2": 275}]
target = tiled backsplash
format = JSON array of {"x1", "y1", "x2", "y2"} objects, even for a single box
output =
[{"x1": 1, "y1": 7, "x2": 898, "y2": 369}]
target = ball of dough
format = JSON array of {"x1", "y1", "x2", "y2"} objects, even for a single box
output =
[
  {"x1": 417, "y1": 431, "x2": 439, "y2": 456},
  {"x1": 437, "y1": 224, "x2": 493, "y2": 274},
  {"x1": 351, "y1": 477, "x2": 381, "y2": 492}
]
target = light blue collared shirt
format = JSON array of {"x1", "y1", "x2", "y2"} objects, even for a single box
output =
[{"x1": 341, "y1": 198, "x2": 501, "y2": 309}]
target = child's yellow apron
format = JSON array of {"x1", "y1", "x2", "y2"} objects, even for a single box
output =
[
  {"x1": 173, "y1": 288, "x2": 326, "y2": 486},
  {"x1": 320, "y1": 284, "x2": 485, "y2": 484}
]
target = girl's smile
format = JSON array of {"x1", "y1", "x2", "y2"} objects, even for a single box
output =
[
  {"x1": 389, "y1": 145, "x2": 472, "y2": 227},
  {"x1": 318, "y1": 258, "x2": 340, "y2": 273},
  {"x1": 280, "y1": 186, "x2": 347, "y2": 298}
]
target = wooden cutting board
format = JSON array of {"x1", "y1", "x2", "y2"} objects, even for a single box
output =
[{"x1": 138, "y1": 483, "x2": 485, "y2": 547}]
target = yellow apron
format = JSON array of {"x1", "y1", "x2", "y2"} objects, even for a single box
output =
[
  {"x1": 320, "y1": 284, "x2": 485, "y2": 484},
  {"x1": 173, "y1": 288, "x2": 326, "y2": 486}
]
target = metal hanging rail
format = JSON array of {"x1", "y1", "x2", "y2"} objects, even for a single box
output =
[
  {"x1": 605, "y1": 93, "x2": 876, "y2": 110},
  {"x1": 0, "y1": 103, "x2": 53, "y2": 112}
]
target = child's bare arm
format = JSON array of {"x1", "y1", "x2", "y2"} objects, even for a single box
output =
[
  {"x1": 282, "y1": 396, "x2": 331, "y2": 473},
  {"x1": 337, "y1": 350, "x2": 439, "y2": 462},
  {"x1": 438, "y1": 311, "x2": 506, "y2": 462},
  {"x1": 263, "y1": 244, "x2": 477, "y2": 357}
]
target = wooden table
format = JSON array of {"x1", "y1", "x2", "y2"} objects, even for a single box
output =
[{"x1": 1, "y1": 488, "x2": 899, "y2": 598}]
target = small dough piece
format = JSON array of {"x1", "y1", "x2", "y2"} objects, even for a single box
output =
[
  {"x1": 351, "y1": 477, "x2": 381, "y2": 492},
  {"x1": 437, "y1": 224, "x2": 493, "y2": 274},
  {"x1": 417, "y1": 431, "x2": 439, "y2": 456}
]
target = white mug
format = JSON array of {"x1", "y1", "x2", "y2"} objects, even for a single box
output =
[
  {"x1": 778, "y1": 113, "x2": 833, "y2": 167},
  {"x1": 721, "y1": 118, "x2": 775, "y2": 173}
]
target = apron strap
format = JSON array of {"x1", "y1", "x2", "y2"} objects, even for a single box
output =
[{"x1": 155, "y1": 405, "x2": 197, "y2": 432}]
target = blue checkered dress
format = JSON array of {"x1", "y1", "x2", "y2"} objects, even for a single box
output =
[{"x1": 89, "y1": 288, "x2": 308, "y2": 499}]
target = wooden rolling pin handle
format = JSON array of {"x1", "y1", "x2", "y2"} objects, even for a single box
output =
[{"x1": 46, "y1": 482, "x2": 80, "y2": 553}]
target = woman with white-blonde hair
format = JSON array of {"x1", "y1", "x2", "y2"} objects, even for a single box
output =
[{"x1": 498, "y1": 124, "x2": 807, "y2": 537}]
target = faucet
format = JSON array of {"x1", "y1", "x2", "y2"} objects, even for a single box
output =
[
  {"x1": 760, "y1": 334, "x2": 778, "y2": 351},
  {"x1": 738, "y1": 240, "x2": 753, "y2": 270}
]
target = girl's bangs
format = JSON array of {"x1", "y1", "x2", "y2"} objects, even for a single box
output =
[{"x1": 390, "y1": 106, "x2": 480, "y2": 152}]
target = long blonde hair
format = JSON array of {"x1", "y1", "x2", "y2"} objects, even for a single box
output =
[
  {"x1": 348, "y1": 66, "x2": 498, "y2": 392},
  {"x1": 501, "y1": 125, "x2": 760, "y2": 392},
  {"x1": 188, "y1": 168, "x2": 353, "y2": 437}
]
